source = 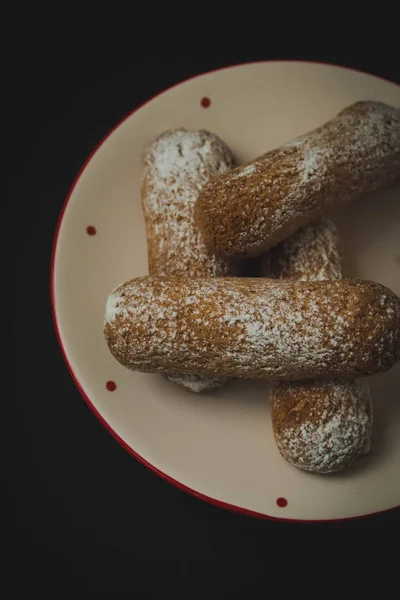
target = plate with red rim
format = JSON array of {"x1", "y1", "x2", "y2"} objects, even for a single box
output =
[{"x1": 51, "y1": 61, "x2": 400, "y2": 522}]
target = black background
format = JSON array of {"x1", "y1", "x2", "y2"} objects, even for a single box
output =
[{"x1": 12, "y1": 18, "x2": 400, "y2": 590}]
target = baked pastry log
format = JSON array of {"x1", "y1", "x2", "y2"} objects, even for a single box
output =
[
  {"x1": 260, "y1": 218, "x2": 342, "y2": 282},
  {"x1": 261, "y1": 219, "x2": 373, "y2": 473},
  {"x1": 142, "y1": 129, "x2": 235, "y2": 277},
  {"x1": 141, "y1": 129, "x2": 235, "y2": 392},
  {"x1": 270, "y1": 379, "x2": 373, "y2": 473},
  {"x1": 195, "y1": 101, "x2": 400, "y2": 258},
  {"x1": 104, "y1": 276, "x2": 400, "y2": 381}
]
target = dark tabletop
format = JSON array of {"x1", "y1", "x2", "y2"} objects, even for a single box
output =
[{"x1": 13, "y1": 28, "x2": 399, "y2": 588}]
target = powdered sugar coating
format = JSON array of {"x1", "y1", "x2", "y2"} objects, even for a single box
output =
[
  {"x1": 142, "y1": 129, "x2": 235, "y2": 277},
  {"x1": 141, "y1": 129, "x2": 236, "y2": 393},
  {"x1": 261, "y1": 218, "x2": 342, "y2": 281},
  {"x1": 262, "y1": 219, "x2": 374, "y2": 472},
  {"x1": 104, "y1": 277, "x2": 400, "y2": 380},
  {"x1": 270, "y1": 379, "x2": 373, "y2": 473},
  {"x1": 195, "y1": 101, "x2": 400, "y2": 258},
  {"x1": 164, "y1": 372, "x2": 229, "y2": 393}
]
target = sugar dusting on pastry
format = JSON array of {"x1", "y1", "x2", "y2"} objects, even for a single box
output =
[
  {"x1": 270, "y1": 379, "x2": 373, "y2": 473},
  {"x1": 262, "y1": 219, "x2": 374, "y2": 473},
  {"x1": 141, "y1": 129, "x2": 236, "y2": 392},
  {"x1": 105, "y1": 292, "x2": 123, "y2": 323},
  {"x1": 165, "y1": 372, "x2": 229, "y2": 393},
  {"x1": 104, "y1": 277, "x2": 400, "y2": 380},
  {"x1": 261, "y1": 218, "x2": 342, "y2": 282},
  {"x1": 142, "y1": 129, "x2": 235, "y2": 277},
  {"x1": 195, "y1": 101, "x2": 400, "y2": 257}
]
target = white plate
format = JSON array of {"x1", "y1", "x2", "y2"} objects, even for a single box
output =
[{"x1": 51, "y1": 61, "x2": 400, "y2": 522}]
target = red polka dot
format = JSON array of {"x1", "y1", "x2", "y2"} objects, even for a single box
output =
[
  {"x1": 106, "y1": 381, "x2": 117, "y2": 391},
  {"x1": 276, "y1": 497, "x2": 288, "y2": 508},
  {"x1": 86, "y1": 225, "x2": 96, "y2": 235},
  {"x1": 200, "y1": 96, "x2": 211, "y2": 108}
]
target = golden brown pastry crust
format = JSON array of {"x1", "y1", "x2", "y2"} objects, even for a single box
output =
[
  {"x1": 142, "y1": 129, "x2": 235, "y2": 277},
  {"x1": 141, "y1": 129, "x2": 236, "y2": 392},
  {"x1": 270, "y1": 379, "x2": 373, "y2": 473},
  {"x1": 104, "y1": 277, "x2": 400, "y2": 381},
  {"x1": 261, "y1": 219, "x2": 373, "y2": 473},
  {"x1": 195, "y1": 101, "x2": 400, "y2": 258},
  {"x1": 260, "y1": 218, "x2": 342, "y2": 282}
]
